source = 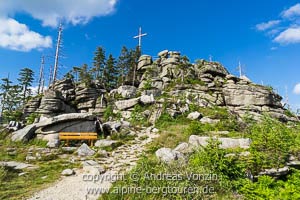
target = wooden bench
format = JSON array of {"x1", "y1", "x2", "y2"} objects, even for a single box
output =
[{"x1": 59, "y1": 132, "x2": 98, "y2": 146}]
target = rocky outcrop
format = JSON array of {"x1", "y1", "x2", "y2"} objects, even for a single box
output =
[
  {"x1": 155, "y1": 147, "x2": 184, "y2": 163},
  {"x1": 135, "y1": 50, "x2": 294, "y2": 122},
  {"x1": 77, "y1": 143, "x2": 95, "y2": 156},
  {"x1": 188, "y1": 135, "x2": 251, "y2": 149},
  {"x1": 116, "y1": 85, "x2": 137, "y2": 99}
]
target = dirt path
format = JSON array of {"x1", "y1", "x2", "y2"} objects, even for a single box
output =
[{"x1": 28, "y1": 128, "x2": 158, "y2": 200}]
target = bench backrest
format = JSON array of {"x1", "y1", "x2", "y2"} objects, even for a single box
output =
[{"x1": 59, "y1": 132, "x2": 97, "y2": 140}]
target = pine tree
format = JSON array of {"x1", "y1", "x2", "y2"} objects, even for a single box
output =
[
  {"x1": 79, "y1": 64, "x2": 93, "y2": 87},
  {"x1": 127, "y1": 47, "x2": 141, "y2": 86},
  {"x1": 117, "y1": 46, "x2": 131, "y2": 86},
  {"x1": 0, "y1": 77, "x2": 12, "y2": 116},
  {"x1": 105, "y1": 54, "x2": 117, "y2": 89},
  {"x1": 178, "y1": 55, "x2": 191, "y2": 83},
  {"x1": 72, "y1": 66, "x2": 81, "y2": 83},
  {"x1": 18, "y1": 68, "x2": 34, "y2": 103},
  {"x1": 6, "y1": 85, "x2": 22, "y2": 111},
  {"x1": 93, "y1": 46, "x2": 106, "y2": 83}
]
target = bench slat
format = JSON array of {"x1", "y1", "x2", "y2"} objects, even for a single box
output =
[
  {"x1": 59, "y1": 136, "x2": 97, "y2": 140},
  {"x1": 60, "y1": 132, "x2": 97, "y2": 136}
]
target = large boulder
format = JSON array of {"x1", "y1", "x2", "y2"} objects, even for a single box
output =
[
  {"x1": 258, "y1": 166, "x2": 290, "y2": 179},
  {"x1": 223, "y1": 84, "x2": 282, "y2": 107},
  {"x1": 155, "y1": 148, "x2": 184, "y2": 164},
  {"x1": 39, "y1": 133, "x2": 60, "y2": 148},
  {"x1": 189, "y1": 135, "x2": 251, "y2": 149},
  {"x1": 117, "y1": 85, "x2": 137, "y2": 99},
  {"x1": 158, "y1": 50, "x2": 169, "y2": 58},
  {"x1": 0, "y1": 161, "x2": 37, "y2": 170},
  {"x1": 196, "y1": 63, "x2": 229, "y2": 77},
  {"x1": 137, "y1": 55, "x2": 152, "y2": 70},
  {"x1": 36, "y1": 113, "x2": 96, "y2": 134},
  {"x1": 115, "y1": 97, "x2": 140, "y2": 110},
  {"x1": 61, "y1": 169, "x2": 75, "y2": 176},
  {"x1": 95, "y1": 139, "x2": 119, "y2": 148},
  {"x1": 187, "y1": 111, "x2": 202, "y2": 120},
  {"x1": 11, "y1": 124, "x2": 36, "y2": 142},
  {"x1": 77, "y1": 143, "x2": 95, "y2": 157},
  {"x1": 11, "y1": 113, "x2": 97, "y2": 142},
  {"x1": 173, "y1": 142, "x2": 191, "y2": 154},
  {"x1": 140, "y1": 94, "x2": 155, "y2": 104}
]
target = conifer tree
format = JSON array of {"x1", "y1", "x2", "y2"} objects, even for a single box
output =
[
  {"x1": 117, "y1": 46, "x2": 131, "y2": 86},
  {"x1": 127, "y1": 47, "x2": 141, "y2": 86},
  {"x1": 18, "y1": 68, "x2": 34, "y2": 103},
  {"x1": 105, "y1": 54, "x2": 117, "y2": 89},
  {"x1": 0, "y1": 77, "x2": 12, "y2": 116},
  {"x1": 93, "y1": 46, "x2": 106, "y2": 83},
  {"x1": 79, "y1": 64, "x2": 93, "y2": 87}
]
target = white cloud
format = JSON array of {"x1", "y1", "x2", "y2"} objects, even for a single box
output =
[
  {"x1": 274, "y1": 27, "x2": 300, "y2": 44},
  {"x1": 0, "y1": 18, "x2": 52, "y2": 51},
  {"x1": 0, "y1": 0, "x2": 118, "y2": 27},
  {"x1": 282, "y1": 3, "x2": 300, "y2": 19},
  {"x1": 256, "y1": 20, "x2": 281, "y2": 31},
  {"x1": 293, "y1": 83, "x2": 300, "y2": 95}
]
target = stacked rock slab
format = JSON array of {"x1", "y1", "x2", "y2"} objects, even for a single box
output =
[
  {"x1": 75, "y1": 83, "x2": 107, "y2": 114},
  {"x1": 23, "y1": 97, "x2": 42, "y2": 117},
  {"x1": 36, "y1": 90, "x2": 76, "y2": 118},
  {"x1": 51, "y1": 78, "x2": 76, "y2": 102}
]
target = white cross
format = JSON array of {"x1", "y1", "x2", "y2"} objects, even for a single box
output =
[
  {"x1": 133, "y1": 27, "x2": 147, "y2": 49},
  {"x1": 238, "y1": 61, "x2": 242, "y2": 78}
]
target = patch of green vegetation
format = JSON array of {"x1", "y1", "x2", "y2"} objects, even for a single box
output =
[
  {"x1": 2, "y1": 110, "x2": 23, "y2": 123},
  {"x1": 246, "y1": 116, "x2": 294, "y2": 174},
  {"x1": 100, "y1": 140, "x2": 243, "y2": 200},
  {"x1": 143, "y1": 80, "x2": 152, "y2": 90},
  {"x1": 100, "y1": 111, "x2": 300, "y2": 199},
  {"x1": 103, "y1": 105, "x2": 121, "y2": 121},
  {"x1": 237, "y1": 170, "x2": 300, "y2": 199},
  {"x1": 26, "y1": 113, "x2": 40, "y2": 125},
  {"x1": 0, "y1": 159, "x2": 80, "y2": 200},
  {"x1": 265, "y1": 85, "x2": 274, "y2": 92},
  {"x1": 284, "y1": 109, "x2": 295, "y2": 118},
  {"x1": 130, "y1": 104, "x2": 151, "y2": 127},
  {"x1": 184, "y1": 78, "x2": 205, "y2": 86}
]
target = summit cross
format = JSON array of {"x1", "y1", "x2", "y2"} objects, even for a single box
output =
[{"x1": 133, "y1": 27, "x2": 147, "y2": 49}]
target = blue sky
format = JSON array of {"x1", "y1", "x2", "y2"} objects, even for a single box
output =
[{"x1": 0, "y1": 0, "x2": 300, "y2": 110}]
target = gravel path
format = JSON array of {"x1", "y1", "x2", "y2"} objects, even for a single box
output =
[{"x1": 28, "y1": 128, "x2": 158, "y2": 200}]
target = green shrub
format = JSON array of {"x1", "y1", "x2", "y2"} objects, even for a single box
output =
[
  {"x1": 26, "y1": 113, "x2": 40, "y2": 125},
  {"x1": 246, "y1": 116, "x2": 293, "y2": 174},
  {"x1": 189, "y1": 138, "x2": 246, "y2": 180},
  {"x1": 143, "y1": 80, "x2": 152, "y2": 90},
  {"x1": 103, "y1": 105, "x2": 121, "y2": 121},
  {"x1": 2, "y1": 110, "x2": 23, "y2": 123},
  {"x1": 237, "y1": 169, "x2": 300, "y2": 200}
]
